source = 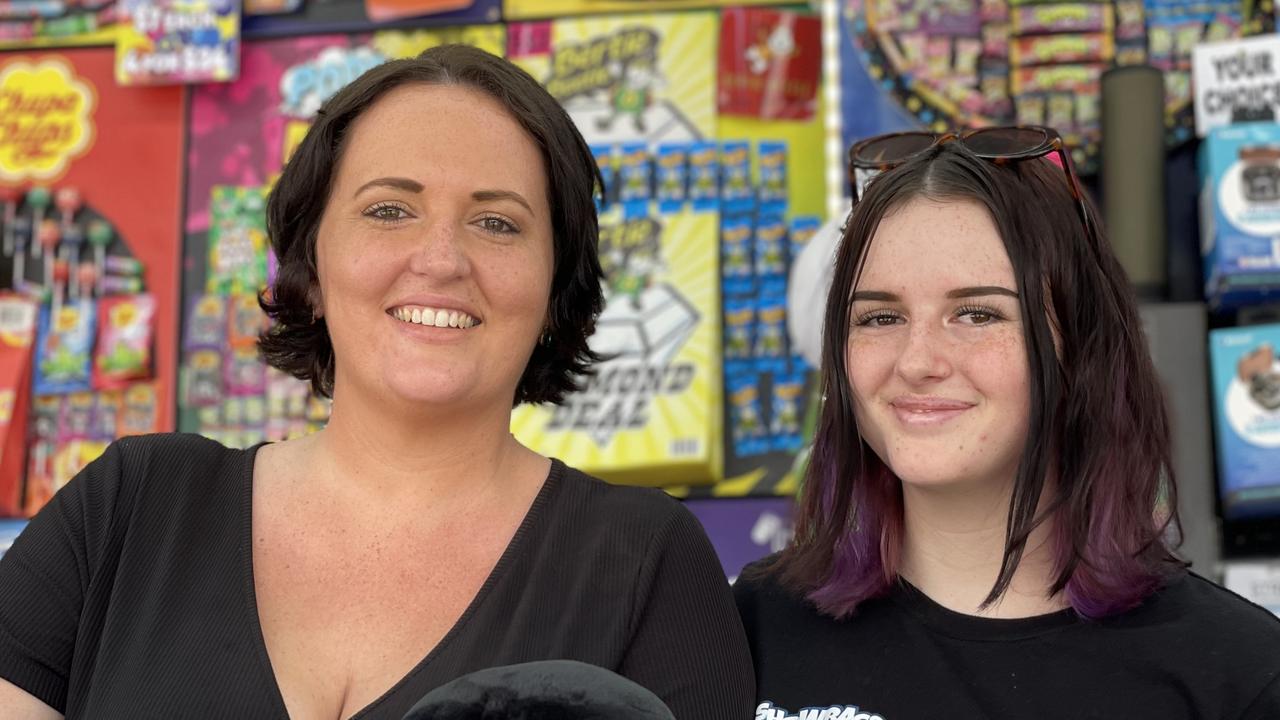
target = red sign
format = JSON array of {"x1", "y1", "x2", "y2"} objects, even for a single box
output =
[{"x1": 718, "y1": 7, "x2": 821, "y2": 121}]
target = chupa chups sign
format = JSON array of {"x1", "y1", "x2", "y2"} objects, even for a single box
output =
[
  {"x1": 1194, "y1": 35, "x2": 1280, "y2": 137},
  {"x1": 0, "y1": 57, "x2": 96, "y2": 182}
]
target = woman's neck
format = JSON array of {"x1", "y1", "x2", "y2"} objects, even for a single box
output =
[
  {"x1": 898, "y1": 479, "x2": 1069, "y2": 619},
  {"x1": 300, "y1": 379, "x2": 544, "y2": 512}
]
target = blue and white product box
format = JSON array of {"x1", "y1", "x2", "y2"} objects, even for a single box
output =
[
  {"x1": 0, "y1": 519, "x2": 27, "y2": 559},
  {"x1": 1200, "y1": 123, "x2": 1280, "y2": 308},
  {"x1": 1209, "y1": 323, "x2": 1280, "y2": 519}
]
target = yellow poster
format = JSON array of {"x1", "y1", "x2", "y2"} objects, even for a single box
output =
[
  {"x1": 511, "y1": 209, "x2": 721, "y2": 487},
  {"x1": 370, "y1": 24, "x2": 506, "y2": 59},
  {"x1": 504, "y1": 0, "x2": 777, "y2": 20},
  {"x1": 508, "y1": 11, "x2": 716, "y2": 146}
]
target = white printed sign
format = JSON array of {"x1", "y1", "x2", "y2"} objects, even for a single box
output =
[
  {"x1": 1193, "y1": 35, "x2": 1280, "y2": 137},
  {"x1": 1223, "y1": 561, "x2": 1280, "y2": 617}
]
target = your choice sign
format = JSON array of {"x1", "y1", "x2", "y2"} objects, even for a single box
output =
[{"x1": 1194, "y1": 34, "x2": 1280, "y2": 136}]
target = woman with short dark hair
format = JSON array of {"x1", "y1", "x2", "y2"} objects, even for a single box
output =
[
  {"x1": 260, "y1": 44, "x2": 605, "y2": 408},
  {"x1": 736, "y1": 128, "x2": 1280, "y2": 719},
  {"x1": 0, "y1": 45, "x2": 753, "y2": 720}
]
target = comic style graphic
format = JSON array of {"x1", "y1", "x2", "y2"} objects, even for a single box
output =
[
  {"x1": 507, "y1": 14, "x2": 722, "y2": 487},
  {"x1": 511, "y1": 209, "x2": 720, "y2": 487},
  {"x1": 509, "y1": 12, "x2": 717, "y2": 146}
]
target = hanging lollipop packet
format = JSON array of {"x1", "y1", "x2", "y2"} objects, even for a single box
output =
[
  {"x1": 227, "y1": 292, "x2": 265, "y2": 350},
  {"x1": 119, "y1": 382, "x2": 160, "y2": 436},
  {"x1": 185, "y1": 294, "x2": 227, "y2": 351},
  {"x1": 34, "y1": 299, "x2": 95, "y2": 396},
  {"x1": 93, "y1": 294, "x2": 155, "y2": 389}
]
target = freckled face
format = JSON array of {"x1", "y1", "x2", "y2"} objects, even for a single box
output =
[{"x1": 846, "y1": 197, "x2": 1030, "y2": 491}]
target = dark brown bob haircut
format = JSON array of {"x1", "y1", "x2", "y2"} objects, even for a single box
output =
[{"x1": 258, "y1": 44, "x2": 605, "y2": 405}]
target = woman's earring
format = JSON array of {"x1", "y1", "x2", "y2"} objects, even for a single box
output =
[{"x1": 540, "y1": 327, "x2": 552, "y2": 346}]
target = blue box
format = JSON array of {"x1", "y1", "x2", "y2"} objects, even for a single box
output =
[
  {"x1": 1209, "y1": 323, "x2": 1280, "y2": 519},
  {"x1": 1200, "y1": 123, "x2": 1280, "y2": 309},
  {"x1": 0, "y1": 519, "x2": 27, "y2": 559}
]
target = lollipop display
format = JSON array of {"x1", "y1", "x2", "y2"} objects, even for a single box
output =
[
  {"x1": 37, "y1": 220, "x2": 59, "y2": 290},
  {"x1": 25, "y1": 187, "x2": 50, "y2": 259},
  {"x1": 0, "y1": 186, "x2": 20, "y2": 257},
  {"x1": 88, "y1": 220, "x2": 114, "y2": 297},
  {"x1": 55, "y1": 187, "x2": 81, "y2": 234}
]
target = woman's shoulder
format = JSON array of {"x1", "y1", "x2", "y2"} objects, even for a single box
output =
[
  {"x1": 734, "y1": 554, "x2": 809, "y2": 601},
  {"x1": 1147, "y1": 571, "x2": 1280, "y2": 638},
  {"x1": 113, "y1": 431, "x2": 243, "y2": 459},
  {"x1": 93, "y1": 432, "x2": 252, "y2": 509},
  {"x1": 544, "y1": 462, "x2": 715, "y2": 561},
  {"x1": 551, "y1": 461, "x2": 690, "y2": 527},
  {"x1": 1106, "y1": 571, "x2": 1280, "y2": 679},
  {"x1": 733, "y1": 553, "x2": 831, "y2": 625},
  {"x1": 733, "y1": 554, "x2": 783, "y2": 597},
  {"x1": 1102, "y1": 572, "x2": 1280, "y2": 713},
  {"x1": 17, "y1": 434, "x2": 249, "y2": 589},
  {"x1": 109, "y1": 432, "x2": 249, "y2": 480}
]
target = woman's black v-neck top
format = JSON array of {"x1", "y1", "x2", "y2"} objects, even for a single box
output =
[{"x1": 0, "y1": 433, "x2": 754, "y2": 719}]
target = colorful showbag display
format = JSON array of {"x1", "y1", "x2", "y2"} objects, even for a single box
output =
[
  {"x1": 502, "y1": 0, "x2": 779, "y2": 20},
  {"x1": 838, "y1": 0, "x2": 1275, "y2": 176},
  {"x1": 181, "y1": 288, "x2": 327, "y2": 449},
  {"x1": 94, "y1": 294, "x2": 155, "y2": 388},
  {"x1": 33, "y1": 299, "x2": 95, "y2": 396},
  {"x1": 206, "y1": 186, "x2": 268, "y2": 294},
  {"x1": 243, "y1": 0, "x2": 301, "y2": 15},
  {"x1": 364, "y1": 0, "x2": 473, "y2": 23},
  {"x1": 0, "y1": 0, "x2": 120, "y2": 50},
  {"x1": 718, "y1": 6, "x2": 821, "y2": 121},
  {"x1": 0, "y1": 0, "x2": 498, "y2": 48},
  {"x1": 0, "y1": 48, "x2": 181, "y2": 515},
  {"x1": 511, "y1": 208, "x2": 722, "y2": 487},
  {"x1": 240, "y1": 0, "x2": 499, "y2": 39},
  {"x1": 1209, "y1": 323, "x2": 1280, "y2": 521},
  {"x1": 0, "y1": 295, "x2": 37, "y2": 511},
  {"x1": 115, "y1": 0, "x2": 241, "y2": 85},
  {"x1": 507, "y1": 12, "x2": 717, "y2": 147},
  {"x1": 185, "y1": 27, "x2": 505, "y2": 236},
  {"x1": 1199, "y1": 122, "x2": 1280, "y2": 309},
  {"x1": 684, "y1": 134, "x2": 825, "y2": 501},
  {"x1": 720, "y1": 141, "x2": 754, "y2": 214}
]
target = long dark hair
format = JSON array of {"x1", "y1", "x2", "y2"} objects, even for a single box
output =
[
  {"x1": 259, "y1": 44, "x2": 605, "y2": 405},
  {"x1": 765, "y1": 144, "x2": 1184, "y2": 619}
]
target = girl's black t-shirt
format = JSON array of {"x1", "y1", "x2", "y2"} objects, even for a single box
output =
[
  {"x1": 735, "y1": 558, "x2": 1280, "y2": 720},
  {"x1": 0, "y1": 433, "x2": 754, "y2": 719}
]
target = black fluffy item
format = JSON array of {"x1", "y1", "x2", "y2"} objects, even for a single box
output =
[{"x1": 401, "y1": 660, "x2": 677, "y2": 720}]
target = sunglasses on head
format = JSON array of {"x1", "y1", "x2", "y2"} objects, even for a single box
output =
[{"x1": 847, "y1": 125, "x2": 1093, "y2": 239}]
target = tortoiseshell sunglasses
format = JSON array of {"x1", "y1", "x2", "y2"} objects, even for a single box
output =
[{"x1": 847, "y1": 125, "x2": 1093, "y2": 240}]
